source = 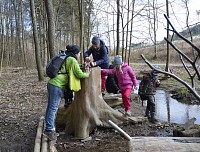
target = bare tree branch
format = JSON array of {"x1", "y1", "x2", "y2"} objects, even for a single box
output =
[
  {"x1": 140, "y1": 54, "x2": 200, "y2": 101},
  {"x1": 179, "y1": 55, "x2": 195, "y2": 88},
  {"x1": 164, "y1": 14, "x2": 200, "y2": 54}
]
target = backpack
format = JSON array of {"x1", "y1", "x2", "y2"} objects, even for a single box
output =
[
  {"x1": 139, "y1": 73, "x2": 156, "y2": 95},
  {"x1": 46, "y1": 50, "x2": 69, "y2": 78}
]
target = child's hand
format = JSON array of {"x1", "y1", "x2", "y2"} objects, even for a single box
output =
[{"x1": 134, "y1": 86, "x2": 138, "y2": 90}]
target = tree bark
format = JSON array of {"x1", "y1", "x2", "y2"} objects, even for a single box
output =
[
  {"x1": 165, "y1": 0, "x2": 170, "y2": 72},
  {"x1": 0, "y1": 3, "x2": 4, "y2": 77},
  {"x1": 44, "y1": 0, "x2": 56, "y2": 58},
  {"x1": 30, "y1": 0, "x2": 44, "y2": 81},
  {"x1": 116, "y1": 0, "x2": 120, "y2": 55},
  {"x1": 56, "y1": 67, "x2": 126, "y2": 139}
]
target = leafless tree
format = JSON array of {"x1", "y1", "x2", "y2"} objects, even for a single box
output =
[
  {"x1": 165, "y1": 0, "x2": 170, "y2": 72},
  {"x1": 0, "y1": 0, "x2": 4, "y2": 76},
  {"x1": 147, "y1": 0, "x2": 158, "y2": 59},
  {"x1": 116, "y1": 0, "x2": 120, "y2": 55},
  {"x1": 181, "y1": 0, "x2": 195, "y2": 59},
  {"x1": 44, "y1": 0, "x2": 56, "y2": 58},
  {"x1": 141, "y1": 14, "x2": 200, "y2": 101},
  {"x1": 30, "y1": 0, "x2": 44, "y2": 81}
]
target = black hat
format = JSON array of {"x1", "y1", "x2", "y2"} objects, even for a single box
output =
[
  {"x1": 66, "y1": 45, "x2": 81, "y2": 54},
  {"x1": 66, "y1": 45, "x2": 71, "y2": 50},
  {"x1": 92, "y1": 36, "x2": 100, "y2": 45}
]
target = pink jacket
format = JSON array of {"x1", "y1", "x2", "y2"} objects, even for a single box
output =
[{"x1": 102, "y1": 63, "x2": 137, "y2": 91}]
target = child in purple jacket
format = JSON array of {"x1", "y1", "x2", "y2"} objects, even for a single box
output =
[{"x1": 101, "y1": 55, "x2": 138, "y2": 116}]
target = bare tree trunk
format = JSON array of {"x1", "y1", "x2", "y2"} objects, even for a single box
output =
[
  {"x1": 128, "y1": 0, "x2": 135, "y2": 65},
  {"x1": 44, "y1": 0, "x2": 56, "y2": 58},
  {"x1": 5, "y1": 1, "x2": 10, "y2": 67},
  {"x1": 30, "y1": 0, "x2": 44, "y2": 81},
  {"x1": 116, "y1": 0, "x2": 120, "y2": 55},
  {"x1": 71, "y1": 4, "x2": 75, "y2": 45},
  {"x1": 113, "y1": 11, "x2": 116, "y2": 55},
  {"x1": 0, "y1": 3, "x2": 4, "y2": 76},
  {"x1": 120, "y1": 1, "x2": 125, "y2": 59},
  {"x1": 86, "y1": 7, "x2": 90, "y2": 49},
  {"x1": 20, "y1": 1, "x2": 27, "y2": 68},
  {"x1": 78, "y1": 0, "x2": 84, "y2": 63},
  {"x1": 147, "y1": 0, "x2": 157, "y2": 59},
  {"x1": 125, "y1": 0, "x2": 130, "y2": 62},
  {"x1": 165, "y1": 0, "x2": 170, "y2": 72},
  {"x1": 184, "y1": 0, "x2": 195, "y2": 59},
  {"x1": 10, "y1": 5, "x2": 14, "y2": 67},
  {"x1": 153, "y1": 0, "x2": 157, "y2": 59},
  {"x1": 13, "y1": 0, "x2": 20, "y2": 66},
  {"x1": 56, "y1": 67, "x2": 127, "y2": 139}
]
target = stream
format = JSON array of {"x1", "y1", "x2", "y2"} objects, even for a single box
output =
[{"x1": 154, "y1": 89, "x2": 200, "y2": 125}]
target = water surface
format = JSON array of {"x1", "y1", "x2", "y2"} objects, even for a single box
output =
[{"x1": 154, "y1": 90, "x2": 200, "y2": 125}]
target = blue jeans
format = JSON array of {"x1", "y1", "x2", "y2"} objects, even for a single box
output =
[{"x1": 45, "y1": 83, "x2": 63, "y2": 131}]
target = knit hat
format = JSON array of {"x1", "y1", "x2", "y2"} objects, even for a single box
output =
[
  {"x1": 92, "y1": 36, "x2": 100, "y2": 45},
  {"x1": 66, "y1": 45, "x2": 72, "y2": 50},
  {"x1": 67, "y1": 45, "x2": 81, "y2": 54},
  {"x1": 113, "y1": 55, "x2": 122, "y2": 65}
]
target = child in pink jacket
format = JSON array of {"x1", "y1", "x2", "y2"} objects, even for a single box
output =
[{"x1": 101, "y1": 55, "x2": 138, "y2": 116}]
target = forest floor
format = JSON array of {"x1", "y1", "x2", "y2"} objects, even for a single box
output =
[{"x1": 0, "y1": 64, "x2": 199, "y2": 152}]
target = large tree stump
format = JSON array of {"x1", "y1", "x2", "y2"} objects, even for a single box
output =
[{"x1": 56, "y1": 67, "x2": 127, "y2": 139}]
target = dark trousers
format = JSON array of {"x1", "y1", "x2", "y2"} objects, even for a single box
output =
[
  {"x1": 140, "y1": 95, "x2": 155, "y2": 119},
  {"x1": 64, "y1": 86, "x2": 73, "y2": 105}
]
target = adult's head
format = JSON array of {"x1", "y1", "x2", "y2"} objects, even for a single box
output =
[
  {"x1": 66, "y1": 45, "x2": 81, "y2": 58},
  {"x1": 91, "y1": 36, "x2": 100, "y2": 50}
]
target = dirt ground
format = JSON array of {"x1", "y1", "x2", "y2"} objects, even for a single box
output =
[{"x1": 0, "y1": 66, "x2": 182, "y2": 152}]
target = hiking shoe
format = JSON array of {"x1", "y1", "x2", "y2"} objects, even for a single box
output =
[
  {"x1": 43, "y1": 130, "x2": 59, "y2": 141},
  {"x1": 125, "y1": 110, "x2": 132, "y2": 117}
]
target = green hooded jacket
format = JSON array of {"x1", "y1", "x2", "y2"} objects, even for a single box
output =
[{"x1": 48, "y1": 56, "x2": 89, "y2": 89}]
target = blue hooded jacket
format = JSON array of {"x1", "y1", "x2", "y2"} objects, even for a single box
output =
[{"x1": 84, "y1": 40, "x2": 109, "y2": 69}]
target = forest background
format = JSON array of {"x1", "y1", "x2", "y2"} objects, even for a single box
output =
[
  {"x1": 0, "y1": 0, "x2": 200, "y2": 81},
  {"x1": 0, "y1": 0, "x2": 200, "y2": 151}
]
